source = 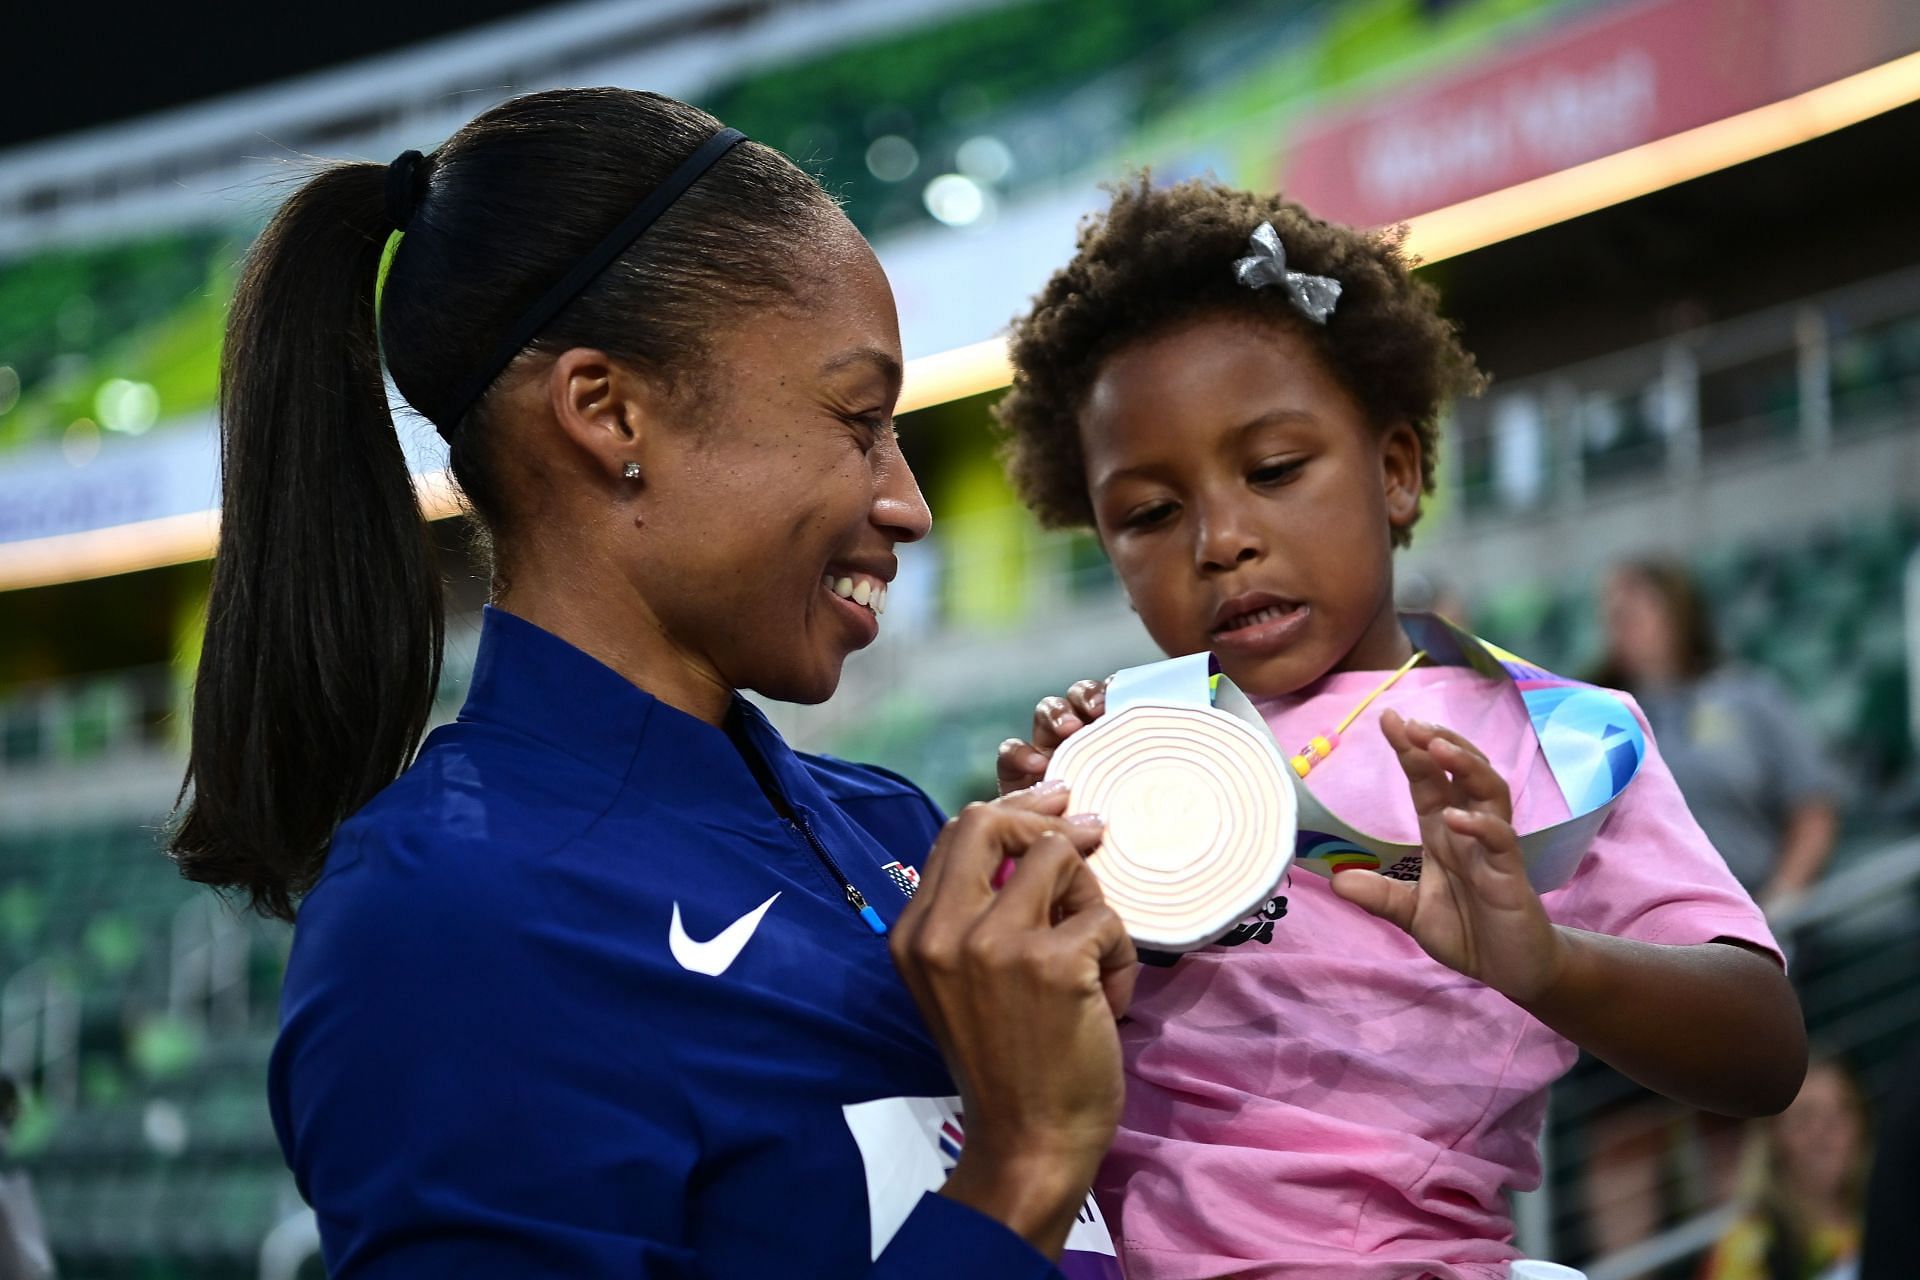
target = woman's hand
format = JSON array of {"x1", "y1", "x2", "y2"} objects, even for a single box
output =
[
  {"x1": 889, "y1": 781, "x2": 1136, "y2": 1259},
  {"x1": 1329, "y1": 710, "x2": 1567, "y2": 1005},
  {"x1": 995, "y1": 679, "x2": 1108, "y2": 795}
]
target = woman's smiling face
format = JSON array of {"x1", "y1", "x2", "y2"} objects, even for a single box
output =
[
  {"x1": 1081, "y1": 312, "x2": 1422, "y2": 695},
  {"x1": 619, "y1": 227, "x2": 931, "y2": 706}
]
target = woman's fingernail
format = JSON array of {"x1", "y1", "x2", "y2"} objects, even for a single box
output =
[
  {"x1": 1032, "y1": 779, "x2": 1070, "y2": 795},
  {"x1": 1067, "y1": 812, "x2": 1104, "y2": 826}
]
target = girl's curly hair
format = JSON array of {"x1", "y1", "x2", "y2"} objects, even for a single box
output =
[{"x1": 995, "y1": 177, "x2": 1485, "y2": 546}]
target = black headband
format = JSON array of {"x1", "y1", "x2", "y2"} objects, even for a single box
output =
[
  {"x1": 436, "y1": 126, "x2": 749, "y2": 436},
  {"x1": 385, "y1": 150, "x2": 427, "y2": 230}
]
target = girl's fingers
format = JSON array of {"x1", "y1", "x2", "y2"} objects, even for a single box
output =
[
  {"x1": 1441, "y1": 806, "x2": 1525, "y2": 871},
  {"x1": 1329, "y1": 868, "x2": 1418, "y2": 930},
  {"x1": 1381, "y1": 711, "x2": 1453, "y2": 817},
  {"x1": 1410, "y1": 720, "x2": 1492, "y2": 764},
  {"x1": 1396, "y1": 716, "x2": 1512, "y2": 820},
  {"x1": 1383, "y1": 714, "x2": 1513, "y2": 884},
  {"x1": 1379, "y1": 707, "x2": 1413, "y2": 752},
  {"x1": 1426, "y1": 735, "x2": 1513, "y2": 817},
  {"x1": 996, "y1": 737, "x2": 1051, "y2": 794},
  {"x1": 1066, "y1": 678, "x2": 1108, "y2": 724},
  {"x1": 1004, "y1": 682, "x2": 1106, "y2": 795},
  {"x1": 1031, "y1": 696, "x2": 1083, "y2": 752}
]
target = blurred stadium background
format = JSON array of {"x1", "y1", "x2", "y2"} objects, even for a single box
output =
[{"x1": 2, "y1": 0, "x2": 1918, "y2": 1276}]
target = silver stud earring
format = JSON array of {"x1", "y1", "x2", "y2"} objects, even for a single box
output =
[{"x1": 622, "y1": 461, "x2": 641, "y2": 480}]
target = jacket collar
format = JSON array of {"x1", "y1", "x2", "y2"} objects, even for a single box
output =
[{"x1": 456, "y1": 605, "x2": 822, "y2": 813}]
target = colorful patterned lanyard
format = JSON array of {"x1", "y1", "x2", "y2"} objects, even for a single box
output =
[{"x1": 1104, "y1": 613, "x2": 1648, "y2": 891}]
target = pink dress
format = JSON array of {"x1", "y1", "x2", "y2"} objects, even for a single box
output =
[{"x1": 1097, "y1": 665, "x2": 1780, "y2": 1280}]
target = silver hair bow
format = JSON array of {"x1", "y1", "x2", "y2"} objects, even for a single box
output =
[{"x1": 1232, "y1": 222, "x2": 1341, "y2": 324}]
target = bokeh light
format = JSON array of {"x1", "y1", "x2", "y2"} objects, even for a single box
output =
[
  {"x1": 956, "y1": 135, "x2": 1013, "y2": 184},
  {"x1": 865, "y1": 134, "x2": 920, "y2": 182},
  {"x1": 922, "y1": 172, "x2": 992, "y2": 227},
  {"x1": 61, "y1": 417, "x2": 101, "y2": 466},
  {"x1": 95, "y1": 378, "x2": 160, "y2": 435}
]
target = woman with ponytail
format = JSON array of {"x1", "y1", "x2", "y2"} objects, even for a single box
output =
[{"x1": 172, "y1": 88, "x2": 1130, "y2": 1278}]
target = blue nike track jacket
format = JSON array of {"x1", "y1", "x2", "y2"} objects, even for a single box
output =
[{"x1": 270, "y1": 607, "x2": 1119, "y2": 1278}]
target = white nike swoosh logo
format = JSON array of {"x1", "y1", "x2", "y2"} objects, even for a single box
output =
[{"x1": 668, "y1": 892, "x2": 781, "y2": 977}]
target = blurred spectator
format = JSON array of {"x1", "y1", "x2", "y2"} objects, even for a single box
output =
[
  {"x1": 0, "y1": 1074, "x2": 56, "y2": 1280},
  {"x1": 1582, "y1": 558, "x2": 1839, "y2": 1271},
  {"x1": 1858, "y1": 1037, "x2": 1920, "y2": 1280},
  {"x1": 1698, "y1": 1059, "x2": 1868, "y2": 1280},
  {"x1": 1591, "y1": 558, "x2": 1841, "y2": 914}
]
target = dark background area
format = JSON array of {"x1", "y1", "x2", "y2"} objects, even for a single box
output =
[
  {"x1": 1434, "y1": 99, "x2": 1920, "y2": 382},
  {"x1": 2, "y1": 1, "x2": 567, "y2": 149}
]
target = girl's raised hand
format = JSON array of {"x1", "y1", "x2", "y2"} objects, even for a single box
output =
[
  {"x1": 995, "y1": 678, "x2": 1109, "y2": 795},
  {"x1": 1328, "y1": 709, "x2": 1568, "y2": 1005}
]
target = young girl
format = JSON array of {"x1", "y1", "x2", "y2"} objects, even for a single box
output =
[{"x1": 993, "y1": 178, "x2": 1807, "y2": 1279}]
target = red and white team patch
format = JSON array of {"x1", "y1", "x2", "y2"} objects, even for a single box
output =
[{"x1": 880, "y1": 861, "x2": 920, "y2": 899}]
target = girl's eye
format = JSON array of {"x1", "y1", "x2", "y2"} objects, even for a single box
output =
[
  {"x1": 1251, "y1": 459, "x2": 1304, "y2": 486},
  {"x1": 1122, "y1": 501, "x2": 1176, "y2": 531}
]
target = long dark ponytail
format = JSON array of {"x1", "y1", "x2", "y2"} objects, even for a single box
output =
[
  {"x1": 172, "y1": 164, "x2": 441, "y2": 922},
  {"x1": 172, "y1": 89, "x2": 838, "y2": 920}
]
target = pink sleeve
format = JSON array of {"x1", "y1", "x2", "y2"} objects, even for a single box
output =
[{"x1": 1547, "y1": 693, "x2": 1784, "y2": 965}]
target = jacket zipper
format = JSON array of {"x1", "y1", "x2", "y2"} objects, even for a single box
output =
[
  {"x1": 791, "y1": 811, "x2": 888, "y2": 936},
  {"x1": 728, "y1": 707, "x2": 888, "y2": 936}
]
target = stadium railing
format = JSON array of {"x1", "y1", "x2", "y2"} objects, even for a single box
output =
[{"x1": 1442, "y1": 262, "x2": 1920, "y2": 523}]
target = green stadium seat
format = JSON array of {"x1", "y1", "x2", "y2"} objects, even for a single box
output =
[{"x1": 1, "y1": 698, "x2": 44, "y2": 764}]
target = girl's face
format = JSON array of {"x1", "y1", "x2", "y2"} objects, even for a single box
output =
[
  {"x1": 621, "y1": 227, "x2": 930, "y2": 706},
  {"x1": 1080, "y1": 313, "x2": 1422, "y2": 697}
]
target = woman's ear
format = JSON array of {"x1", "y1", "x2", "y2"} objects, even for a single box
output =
[
  {"x1": 1381, "y1": 422, "x2": 1422, "y2": 530},
  {"x1": 545, "y1": 347, "x2": 662, "y2": 485}
]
